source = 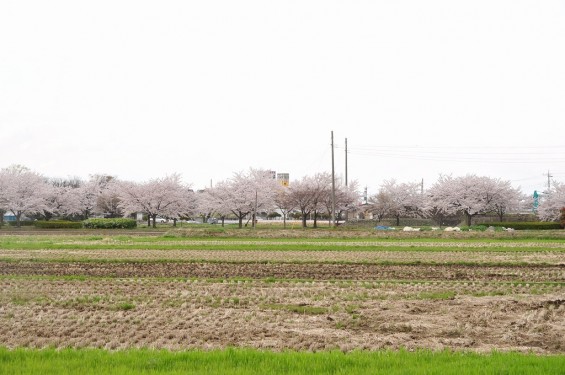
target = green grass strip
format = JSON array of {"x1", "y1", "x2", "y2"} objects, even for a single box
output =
[{"x1": 1, "y1": 347, "x2": 564, "y2": 374}]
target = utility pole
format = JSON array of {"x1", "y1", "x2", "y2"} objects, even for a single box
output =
[
  {"x1": 345, "y1": 138, "x2": 348, "y2": 187},
  {"x1": 331, "y1": 131, "x2": 336, "y2": 227},
  {"x1": 545, "y1": 170, "x2": 553, "y2": 193},
  {"x1": 345, "y1": 138, "x2": 348, "y2": 223},
  {"x1": 421, "y1": 178, "x2": 424, "y2": 195}
]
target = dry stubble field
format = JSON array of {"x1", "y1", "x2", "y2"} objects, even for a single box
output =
[{"x1": 0, "y1": 229, "x2": 564, "y2": 354}]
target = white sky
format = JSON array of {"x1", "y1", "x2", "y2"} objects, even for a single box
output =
[{"x1": 1, "y1": 0, "x2": 564, "y2": 195}]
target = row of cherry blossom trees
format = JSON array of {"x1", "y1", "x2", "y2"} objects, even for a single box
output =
[
  {"x1": 0, "y1": 165, "x2": 126, "y2": 227},
  {"x1": 1, "y1": 165, "x2": 564, "y2": 228},
  {"x1": 198, "y1": 170, "x2": 359, "y2": 228},
  {"x1": 0, "y1": 166, "x2": 358, "y2": 228},
  {"x1": 367, "y1": 174, "x2": 562, "y2": 226}
]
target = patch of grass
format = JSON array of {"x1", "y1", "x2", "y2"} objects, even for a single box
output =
[
  {"x1": 262, "y1": 303, "x2": 328, "y2": 315},
  {"x1": 11, "y1": 295, "x2": 32, "y2": 305},
  {"x1": 3, "y1": 347, "x2": 564, "y2": 375},
  {"x1": 58, "y1": 295, "x2": 104, "y2": 308},
  {"x1": 114, "y1": 302, "x2": 135, "y2": 311},
  {"x1": 345, "y1": 304, "x2": 360, "y2": 314},
  {"x1": 416, "y1": 291, "x2": 456, "y2": 300}
]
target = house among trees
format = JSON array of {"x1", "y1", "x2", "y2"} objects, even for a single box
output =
[{"x1": 3, "y1": 212, "x2": 16, "y2": 222}]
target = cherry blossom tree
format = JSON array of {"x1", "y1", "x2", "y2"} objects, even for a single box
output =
[
  {"x1": 0, "y1": 165, "x2": 51, "y2": 227},
  {"x1": 0, "y1": 173, "x2": 7, "y2": 227},
  {"x1": 368, "y1": 190, "x2": 394, "y2": 222},
  {"x1": 320, "y1": 178, "x2": 360, "y2": 225},
  {"x1": 45, "y1": 178, "x2": 86, "y2": 219},
  {"x1": 198, "y1": 182, "x2": 233, "y2": 226},
  {"x1": 377, "y1": 180, "x2": 422, "y2": 226},
  {"x1": 94, "y1": 175, "x2": 123, "y2": 218},
  {"x1": 119, "y1": 173, "x2": 189, "y2": 228},
  {"x1": 273, "y1": 185, "x2": 295, "y2": 229},
  {"x1": 425, "y1": 174, "x2": 518, "y2": 226},
  {"x1": 490, "y1": 180, "x2": 523, "y2": 222},
  {"x1": 308, "y1": 172, "x2": 332, "y2": 228},
  {"x1": 288, "y1": 175, "x2": 317, "y2": 228},
  {"x1": 175, "y1": 189, "x2": 198, "y2": 225},
  {"x1": 217, "y1": 169, "x2": 279, "y2": 228},
  {"x1": 43, "y1": 185, "x2": 75, "y2": 219},
  {"x1": 69, "y1": 176, "x2": 111, "y2": 219},
  {"x1": 538, "y1": 181, "x2": 565, "y2": 222}
]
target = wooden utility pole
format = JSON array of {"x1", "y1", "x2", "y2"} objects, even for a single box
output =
[
  {"x1": 344, "y1": 138, "x2": 348, "y2": 223},
  {"x1": 545, "y1": 170, "x2": 553, "y2": 192},
  {"x1": 331, "y1": 131, "x2": 336, "y2": 227},
  {"x1": 345, "y1": 138, "x2": 348, "y2": 187}
]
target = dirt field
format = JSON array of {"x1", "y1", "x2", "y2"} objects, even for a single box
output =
[{"x1": 1, "y1": 236, "x2": 564, "y2": 353}]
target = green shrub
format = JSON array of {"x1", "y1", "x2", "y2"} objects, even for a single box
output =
[
  {"x1": 34, "y1": 221, "x2": 82, "y2": 229},
  {"x1": 7, "y1": 221, "x2": 35, "y2": 227},
  {"x1": 488, "y1": 222, "x2": 562, "y2": 230},
  {"x1": 82, "y1": 218, "x2": 137, "y2": 229},
  {"x1": 459, "y1": 225, "x2": 489, "y2": 231}
]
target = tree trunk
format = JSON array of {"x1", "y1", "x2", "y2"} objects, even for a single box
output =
[
  {"x1": 396, "y1": 215, "x2": 400, "y2": 226},
  {"x1": 283, "y1": 213, "x2": 286, "y2": 229},
  {"x1": 152, "y1": 214, "x2": 157, "y2": 228},
  {"x1": 238, "y1": 216, "x2": 243, "y2": 229},
  {"x1": 313, "y1": 210, "x2": 318, "y2": 228},
  {"x1": 173, "y1": 218, "x2": 177, "y2": 227},
  {"x1": 302, "y1": 213, "x2": 307, "y2": 228},
  {"x1": 147, "y1": 215, "x2": 151, "y2": 227},
  {"x1": 16, "y1": 212, "x2": 22, "y2": 228},
  {"x1": 0, "y1": 209, "x2": 4, "y2": 229},
  {"x1": 221, "y1": 217, "x2": 225, "y2": 227},
  {"x1": 465, "y1": 212, "x2": 472, "y2": 226}
]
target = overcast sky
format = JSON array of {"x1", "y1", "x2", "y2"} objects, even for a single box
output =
[{"x1": 1, "y1": 0, "x2": 564, "y2": 195}]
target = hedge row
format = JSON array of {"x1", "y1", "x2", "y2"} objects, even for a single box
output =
[
  {"x1": 488, "y1": 222, "x2": 562, "y2": 230},
  {"x1": 82, "y1": 218, "x2": 137, "y2": 229},
  {"x1": 34, "y1": 221, "x2": 83, "y2": 229}
]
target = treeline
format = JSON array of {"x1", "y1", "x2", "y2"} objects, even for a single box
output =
[{"x1": 0, "y1": 165, "x2": 564, "y2": 228}]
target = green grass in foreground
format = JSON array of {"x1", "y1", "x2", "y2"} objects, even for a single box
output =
[{"x1": 1, "y1": 348, "x2": 564, "y2": 375}]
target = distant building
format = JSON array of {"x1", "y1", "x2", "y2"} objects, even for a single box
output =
[
  {"x1": 267, "y1": 170, "x2": 277, "y2": 180},
  {"x1": 277, "y1": 173, "x2": 289, "y2": 187},
  {"x1": 3, "y1": 212, "x2": 16, "y2": 222}
]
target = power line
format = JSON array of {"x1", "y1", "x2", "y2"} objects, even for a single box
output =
[
  {"x1": 352, "y1": 144, "x2": 565, "y2": 150},
  {"x1": 347, "y1": 150, "x2": 565, "y2": 164}
]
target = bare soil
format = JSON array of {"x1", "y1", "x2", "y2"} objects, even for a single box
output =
[
  {"x1": 1, "y1": 245, "x2": 564, "y2": 353},
  {"x1": 1, "y1": 276, "x2": 563, "y2": 353},
  {"x1": 1, "y1": 248, "x2": 565, "y2": 265},
  {"x1": 1, "y1": 261, "x2": 563, "y2": 282}
]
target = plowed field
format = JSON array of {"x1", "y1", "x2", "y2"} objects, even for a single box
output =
[{"x1": 1, "y1": 233, "x2": 564, "y2": 353}]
